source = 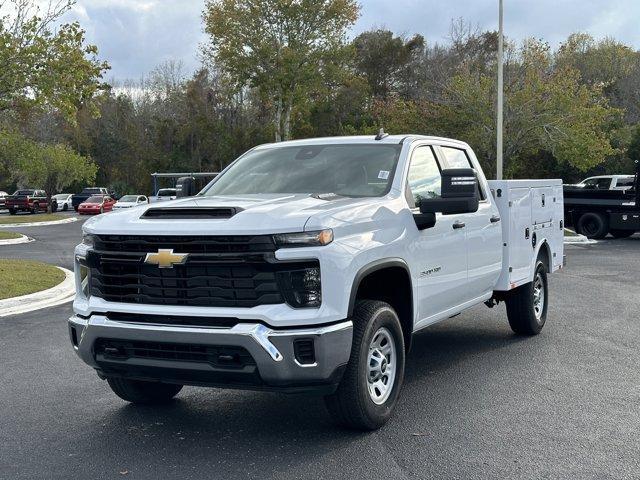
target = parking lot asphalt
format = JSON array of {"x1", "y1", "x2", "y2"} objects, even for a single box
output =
[{"x1": 1, "y1": 217, "x2": 639, "y2": 479}]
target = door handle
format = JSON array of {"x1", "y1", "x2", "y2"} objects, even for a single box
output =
[
  {"x1": 490, "y1": 215, "x2": 501, "y2": 223},
  {"x1": 453, "y1": 221, "x2": 466, "y2": 230}
]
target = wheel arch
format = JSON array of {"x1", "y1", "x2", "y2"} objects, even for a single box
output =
[{"x1": 348, "y1": 258, "x2": 414, "y2": 351}]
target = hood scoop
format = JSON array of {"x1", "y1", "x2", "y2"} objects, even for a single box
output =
[{"x1": 141, "y1": 207, "x2": 243, "y2": 220}]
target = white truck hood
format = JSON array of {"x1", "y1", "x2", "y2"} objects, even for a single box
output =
[{"x1": 83, "y1": 194, "x2": 373, "y2": 235}]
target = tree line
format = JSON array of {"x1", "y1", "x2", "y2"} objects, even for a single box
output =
[{"x1": 1, "y1": 0, "x2": 640, "y2": 199}]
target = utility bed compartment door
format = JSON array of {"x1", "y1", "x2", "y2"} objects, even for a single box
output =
[
  {"x1": 508, "y1": 187, "x2": 533, "y2": 284},
  {"x1": 531, "y1": 187, "x2": 555, "y2": 224}
]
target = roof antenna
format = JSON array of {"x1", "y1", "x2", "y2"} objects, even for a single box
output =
[{"x1": 375, "y1": 128, "x2": 389, "y2": 141}]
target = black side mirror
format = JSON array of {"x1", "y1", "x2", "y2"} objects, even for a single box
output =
[{"x1": 419, "y1": 168, "x2": 480, "y2": 215}]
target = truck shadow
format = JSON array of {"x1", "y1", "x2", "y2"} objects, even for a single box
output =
[{"x1": 71, "y1": 315, "x2": 529, "y2": 477}]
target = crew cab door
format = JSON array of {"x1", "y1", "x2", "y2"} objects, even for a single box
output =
[
  {"x1": 405, "y1": 145, "x2": 469, "y2": 325},
  {"x1": 438, "y1": 146, "x2": 502, "y2": 299}
]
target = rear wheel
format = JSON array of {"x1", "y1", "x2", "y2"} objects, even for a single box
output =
[
  {"x1": 31, "y1": 202, "x2": 39, "y2": 214},
  {"x1": 610, "y1": 229, "x2": 635, "y2": 239},
  {"x1": 8, "y1": 208, "x2": 16, "y2": 215},
  {"x1": 577, "y1": 212, "x2": 608, "y2": 239},
  {"x1": 324, "y1": 300, "x2": 405, "y2": 430},
  {"x1": 506, "y1": 261, "x2": 548, "y2": 335},
  {"x1": 106, "y1": 377, "x2": 182, "y2": 404},
  {"x1": 62, "y1": 203, "x2": 68, "y2": 211}
]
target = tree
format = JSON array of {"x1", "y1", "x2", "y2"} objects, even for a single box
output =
[
  {"x1": 12, "y1": 136, "x2": 97, "y2": 211},
  {"x1": 0, "y1": 0, "x2": 109, "y2": 121},
  {"x1": 352, "y1": 30, "x2": 424, "y2": 99},
  {"x1": 203, "y1": 0, "x2": 359, "y2": 142}
]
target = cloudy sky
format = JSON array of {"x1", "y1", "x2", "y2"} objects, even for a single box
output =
[{"x1": 60, "y1": 0, "x2": 640, "y2": 82}]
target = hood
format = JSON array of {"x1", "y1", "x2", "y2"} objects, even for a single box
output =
[{"x1": 83, "y1": 194, "x2": 374, "y2": 236}]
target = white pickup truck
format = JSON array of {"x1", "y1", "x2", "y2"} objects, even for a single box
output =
[{"x1": 70, "y1": 134, "x2": 564, "y2": 430}]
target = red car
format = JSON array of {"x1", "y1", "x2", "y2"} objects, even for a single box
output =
[{"x1": 78, "y1": 195, "x2": 116, "y2": 215}]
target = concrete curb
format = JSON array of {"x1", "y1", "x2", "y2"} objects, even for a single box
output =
[
  {"x1": 0, "y1": 267, "x2": 75, "y2": 318},
  {"x1": 0, "y1": 217, "x2": 78, "y2": 228},
  {"x1": 0, "y1": 234, "x2": 34, "y2": 245},
  {"x1": 564, "y1": 234, "x2": 597, "y2": 245}
]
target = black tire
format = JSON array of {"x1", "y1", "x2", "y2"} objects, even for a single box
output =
[
  {"x1": 9, "y1": 208, "x2": 16, "y2": 215},
  {"x1": 324, "y1": 300, "x2": 405, "y2": 431},
  {"x1": 506, "y1": 261, "x2": 548, "y2": 336},
  {"x1": 62, "y1": 203, "x2": 68, "y2": 211},
  {"x1": 610, "y1": 229, "x2": 635, "y2": 239},
  {"x1": 106, "y1": 377, "x2": 182, "y2": 404},
  {"x1": 576, "y1": 212, "x2": 608, "y2": 239},
  {"x1": 31, "y1": 202, "x2": 39, "y2": 214},
  {"x1": 74, "y1": 206, "x2": 79, "y2": 212}
]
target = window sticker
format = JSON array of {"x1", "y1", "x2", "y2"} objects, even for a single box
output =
[{"x1": 378, "y1": 170, "x2": 390, "y2": 180}]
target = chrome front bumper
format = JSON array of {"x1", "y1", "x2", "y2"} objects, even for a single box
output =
[{"x1": 68, "y1": 315, "x2": 353, "y2": 391}]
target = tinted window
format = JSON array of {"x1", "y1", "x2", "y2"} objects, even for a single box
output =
[
  {"x1": 157, "y1": 189, "x2": 177, "y2": 197},
  {"x1": 582, "y1": 178, "x2": 611, "y2": 190},
  {"x1": 86, "y1": 196, "x2": 104, "y2": 203},
  {"x1": 14, "y1": 190, "x2": 34, "y2": 195},
  {"x1": 615, "y1": 178, "x2": 634, "y2": 187},
  {"x1": 204, "y1": 144, "x2": 401, "y2": 198},
  {"x1": 407, "y1": 147, "x2": 441, "y2": 206}
]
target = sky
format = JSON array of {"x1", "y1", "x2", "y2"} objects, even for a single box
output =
[{"x1": 58, "y1": 0, "x2": 640, "y2": 82}]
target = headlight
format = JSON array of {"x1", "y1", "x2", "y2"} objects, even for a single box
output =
[
  {"x1": 278, "y1": 264, "x2": 322, "y2": 308},
  {"x1": 82, "y1": 233, "x2": 95, "y2": 248},
  {"x1": 273, "y1": 229, "x2": 333, "y2": 248}
]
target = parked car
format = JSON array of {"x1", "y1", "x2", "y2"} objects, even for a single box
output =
[
  {"x1": 78, "y1": 195, "x2": 116, "y2": 215},
  {"x1": 71, "y1": 134, "x2": 565, "y2": 430},
  {"x1": 570, "y1": 175, "x2": 635, "y2": 191},
  {"x1": 72, "y1": 187, "x2": 112, "y2": 211},
  {"x1": 53, "y1": 193, "x2": 73, "y2": 211},
  {"x1": 149, "y1": 188, "x2": 177, "y2": 203},
  {"x1": 113, "y1": 195, "x2": 149, "y2": 210},
  {"x1": 6, "y1": 189, "x2": 57, "y2": 214},
  {"x1": 0, "y1": 191, "x2": 8, "y2": 209}
]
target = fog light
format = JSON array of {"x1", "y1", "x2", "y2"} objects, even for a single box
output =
[{"x1": 77, "y1": 260, "x2": 90, "y2": 299}]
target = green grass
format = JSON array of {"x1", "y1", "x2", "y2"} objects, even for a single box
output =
[
  {"x1": 0, "y1": 231, "x2": 22, "y2": 240},
  {"x1": 0, "y1": 259, "x2": 65, "y2": 300},
  {"x1": 0, "y1": 213, "x2": 66, "y2": 225}
]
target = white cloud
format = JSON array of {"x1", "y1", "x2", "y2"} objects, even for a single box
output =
[{"x1": 52, "y1": 0, "x2": 640, "y2": 81}]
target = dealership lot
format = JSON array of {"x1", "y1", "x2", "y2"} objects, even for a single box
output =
[{"x1": 1, "y1": 218, "x2": 639, "y2": 479}]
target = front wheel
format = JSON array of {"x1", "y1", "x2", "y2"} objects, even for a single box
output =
[
  {"x1": 324, "y1": 300, "x2": 405, "y2": 430},
  {"x1": 107, "y1": 377, "x2": 182, "y2": 404},
  {"x1": 506, "y1": 261, "x2": 548, "y2": 335}
]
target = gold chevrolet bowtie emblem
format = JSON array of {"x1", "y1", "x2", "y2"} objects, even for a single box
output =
[{"x1": 144, "y1": 249, "x2": 189, "y2": 268}]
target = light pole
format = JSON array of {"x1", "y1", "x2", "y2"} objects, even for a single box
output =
[{"x1": 496, "y1": 0, "x2": 504, "y2": 180}]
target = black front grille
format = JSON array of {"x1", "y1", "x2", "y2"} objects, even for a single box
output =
[
  {"x1": 87, "y1": 235, "x2": 320, "y2": 308},
  {"x1": 94, "y1": 234, "x2": 277, "y2": 254},
  {"x1": 95, "y1": 339, "x2": 255, "y2": 369}
]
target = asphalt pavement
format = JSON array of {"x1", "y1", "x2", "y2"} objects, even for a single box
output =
[{"x1": 1, "y1": 214, "x2": 639, "y2": 479}]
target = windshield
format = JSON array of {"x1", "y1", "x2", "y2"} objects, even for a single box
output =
[
  {"x1": 54, "y1": 194, "x2": 70, "y2": 200},
  {"x1": 119, "y1": 195, "x2": 138, "y2": 202},
  {"x1": 202, "y1": 144, "x2": 402, "y2": 198},
  {"x1": 157, "y1": 189, "x2": 176, "y2": 197},
  {"x1": 85, "y1": 196, "x2": 103, "y2": 203}
]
